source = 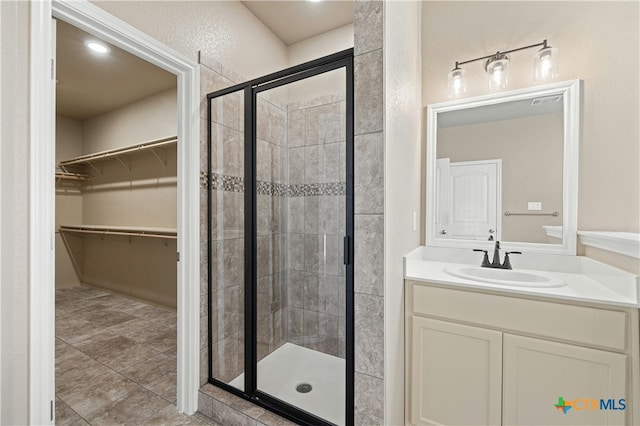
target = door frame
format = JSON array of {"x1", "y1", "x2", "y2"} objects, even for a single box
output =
[{"x1": 29, "y1": 1, "x2": 200, "y2": 423}]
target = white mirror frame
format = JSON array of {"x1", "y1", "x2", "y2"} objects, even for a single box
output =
[{"x1": 426, "y1": 79, "x2": 582, "y2": 255}]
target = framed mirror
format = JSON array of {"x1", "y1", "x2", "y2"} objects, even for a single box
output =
[{"x1": 426, "y1": 80, "x2": 582, "y2": 255}]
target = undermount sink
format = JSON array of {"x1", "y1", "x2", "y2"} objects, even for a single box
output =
[{"x1": 443, "y1": 265, "x2": 567, "y2": 288}]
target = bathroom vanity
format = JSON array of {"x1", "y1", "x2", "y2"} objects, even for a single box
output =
[
  {"x1": 412, "y1": 79, "x2": 640, "y2": 425},
  {"x1": 404, "y1": 246, "x2": 639, "y2": 426}
]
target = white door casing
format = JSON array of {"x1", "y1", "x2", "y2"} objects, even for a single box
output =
[
  {"x1": 435, "y1": 158, "x2": 451, "y2": 239},
  {"x1": 29, "y1": 1, "x2": 200, "y2": 423}
]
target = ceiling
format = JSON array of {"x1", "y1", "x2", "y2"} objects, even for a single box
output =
[
  {"x1": 438, "y1": 95, "x2": 564, "y2": 128},
  {"x1": 56, "y1": 20, "x2": 176, "y2": 121},
  {"x1": 56, "y1": 2, "x2": 353, "y2": 121},
  {"x1": 241, "y1": 1, "x2": 354, "y2": 45}
]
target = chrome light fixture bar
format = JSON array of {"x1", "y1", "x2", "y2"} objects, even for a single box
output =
[{"x1": 448, "y1": 39, "x2": 558, "y2": 98}]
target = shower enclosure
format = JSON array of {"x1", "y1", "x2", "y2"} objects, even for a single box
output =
[{"x1": 207, "y1": 50, "x2": 354, "y2": 426}]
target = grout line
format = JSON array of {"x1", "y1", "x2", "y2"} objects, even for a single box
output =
[
  {"x1": 354, "y1": 47, "x2": 383, "y2": 58},
  {"x1": 354, "y1": 129, "x2": 384, "y2": 138}
]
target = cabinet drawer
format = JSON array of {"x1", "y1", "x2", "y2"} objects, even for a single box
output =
[{"x1": 411, "y1": 283, "x2": 628, "y2": 352}]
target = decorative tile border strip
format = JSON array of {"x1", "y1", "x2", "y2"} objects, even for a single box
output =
[
  {"x1": 200, "y1": 172, "x2": 345, "y2": 197},
  {"x1": 212, "y1": 173, "x2": 244, "y2": 193},
  {"x1": 256, "y1": 181, "x2": 288, "y2": 196},
  {"x1": 288, "y1": 182, "x2": 345, "y2": 197}
]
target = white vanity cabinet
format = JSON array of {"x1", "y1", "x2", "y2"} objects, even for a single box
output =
[
  {"x1": 410, "y1": 316, "x2": 503, "y2": 425},
  {"x1": 502, "y1": 334, "x2": 627, "y2": 425},
  {"x1": 405, "y1": 280, "x2": 638, "y2": 426}
]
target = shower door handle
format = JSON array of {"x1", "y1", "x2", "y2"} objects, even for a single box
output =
[{"x1": 343, "y1": 236, "x2": 350, "y2": 265}]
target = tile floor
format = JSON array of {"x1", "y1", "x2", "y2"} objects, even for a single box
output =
[{"x1": 55, "y1": 284, "x2": 214, "y2": 425}]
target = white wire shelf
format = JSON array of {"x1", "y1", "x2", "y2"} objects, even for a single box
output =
[
  {"x1": 55, "y1": 171, "x2": 90, "y2": 182},
  {"x1": 58, "y1": 136, "x2": 177, "y2": 173},
  {"x1": 59, "y1": 224, "x2": 177, "y2": 240}
]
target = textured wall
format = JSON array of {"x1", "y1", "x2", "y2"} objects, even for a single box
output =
[
  {"x1": 384, "y1": 2, "x2": 423, "y2": 424},
  {"x1": 422, "y1": 1, "x2": 640, "y2": 269},
  {"x1": 0, "y1": 1, "x2": 30, "y2": 423},
  {"x1": 92, "y1": 0, "x2": 288, "y2": 79}
]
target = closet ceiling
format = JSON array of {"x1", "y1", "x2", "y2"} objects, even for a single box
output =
[
  {"x1": 241, "y1": 1, "x2": 354, "y2": 45},
  {"x1": 56, "y1": 20, "x2": 176, "y2": 121}
]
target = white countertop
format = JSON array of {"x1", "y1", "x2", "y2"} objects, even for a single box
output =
[{"x1": 404, "y1": 246, "x2": 640, "y2": 308}]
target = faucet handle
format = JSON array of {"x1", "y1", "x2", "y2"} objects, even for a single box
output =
[
  {"x1": 502, "y1": 251, "x2": 522, "y2": 270},
  {"x1": 473, "y1": 249, "x2": 490, "y2": 267}
]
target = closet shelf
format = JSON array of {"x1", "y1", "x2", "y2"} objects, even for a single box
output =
[
  {"x1": 58, "y1": 136, "x2": 177, "y2": 171},
  {"x1": 55, "y1": 171, "x2": 90, "y2": 182},
  {"x1": 59, "y1": 224, "x2": 177, "y2": 240}
]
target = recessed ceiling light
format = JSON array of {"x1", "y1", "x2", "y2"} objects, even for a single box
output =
[
  {"x1": 84, "y1": 40, "x2": 110, "y2": 54},
  {"x1": 308, "y1": 0, "x2": 324, "y2": 2}
]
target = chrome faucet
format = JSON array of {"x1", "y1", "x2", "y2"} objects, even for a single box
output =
[{"x1": 473, "y1": 241, "x2": 521, "y2": 270}]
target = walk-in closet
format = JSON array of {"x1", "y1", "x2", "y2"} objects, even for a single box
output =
[{"x1": 53, "y1": 19, "x2": 189, "y2": 424}]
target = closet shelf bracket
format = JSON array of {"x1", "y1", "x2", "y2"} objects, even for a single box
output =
[
  {"x1": 149, "y1": 147, "x2": 167, "y2": 167},
  {"x1": 86, "y1": 161, "x2": 102, "y2": 175},
  {"x1": 114, "y1": 154, "x2": 131, "y2": 172}
]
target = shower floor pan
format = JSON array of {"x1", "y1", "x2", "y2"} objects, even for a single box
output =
[{"x1": 229, "y1": 342, "x2": 345, "y2": 425}]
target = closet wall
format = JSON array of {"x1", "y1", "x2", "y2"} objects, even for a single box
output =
[
  {"x1": 55, "y1": 87, "x2": 178, "y2": 307},
  {"x1": 55, "y1": 116, "x2": 84, "y2": 287}
]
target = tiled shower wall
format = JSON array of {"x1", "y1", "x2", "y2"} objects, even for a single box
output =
[
  {"x1": 353, "y1": 1, "x2": 385, "y2": 424},
  {"x1": 285, "y1": 95, "x2": 347, "y2": 357},
  {"x1": 206, "y1": 65, "x2": 245, "y2": 384},
  {"x1": 255, "y1": 96, "x2": 288, "y2": 362}
]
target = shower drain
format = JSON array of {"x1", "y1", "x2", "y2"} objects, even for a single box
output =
[{"x1": 296, "y1": 383, "x2": 313, "y2": 393}]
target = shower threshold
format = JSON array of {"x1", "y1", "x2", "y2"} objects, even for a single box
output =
[{"x1": 229, "y1": 343, "x2": 345, "y2": 425}]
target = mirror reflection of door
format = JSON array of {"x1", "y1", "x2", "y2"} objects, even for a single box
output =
[{"x1": 437, "y1": 158, "x2": 501, "y2": 241}]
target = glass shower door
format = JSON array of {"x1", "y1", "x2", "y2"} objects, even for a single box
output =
[
  {"x1": 255, "y1": 68, "x2": 348, "y2": 425},
  {"x1": 207, "y1": 88, "x2": 246, "y2": 392},
  {"x1": 207, "y1": 49, "x2": 354, "y2": 426}
]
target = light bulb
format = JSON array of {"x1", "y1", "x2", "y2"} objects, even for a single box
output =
[
  {"x1": 534, "y1": 46, "x2": 559, "y2": 81},
  {"x1": 448, "y1": 67, "x2": 466, "y2": 99},
  {"x1": 84, "y1": 40, "x2": 110, "y2": 54},
  {"x1": 485, "y1": 54, "x2": 509, "y2": 91}
]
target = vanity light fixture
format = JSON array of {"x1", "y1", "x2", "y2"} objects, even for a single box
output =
[
  {"x1": 448, "y1": 39, "x2": 558, "y2": 97},
  {"x1": 447, "y1": 66, "x2": 466, "y2": 99},
  {"x1": 84, "y1": 39, "x2": 110, "y2": 54}
]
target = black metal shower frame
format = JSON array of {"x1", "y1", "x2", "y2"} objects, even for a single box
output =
[{"x1": 206, "y1": 48, "x2": 355, "y2": 426}]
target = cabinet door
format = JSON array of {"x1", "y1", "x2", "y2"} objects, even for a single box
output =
[
  {"x1": 409, "y1": 317, "x2": 502, "y2": 425},
  {"x1": 503, "y1": 334, "x2": 627, "y2": 425}
]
